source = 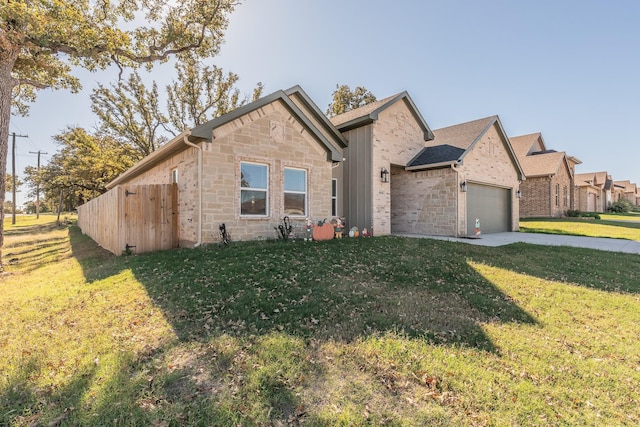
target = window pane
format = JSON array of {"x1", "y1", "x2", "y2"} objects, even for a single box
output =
[
  {"x1": 241, "y1": 163, "x2": 267, "y2": 189},
  {"x1": 241, "y1": 190, "x2": 267, "y2": 215},
  {"x1": 284, "y1": 168, "x2": 306, "y2": 192},
  {"x1": 332, "y1": 179, "x2": 337, "y2": 197},
  {"x1": 284, "y1": 193, "x2": 306, "y2": 215}
]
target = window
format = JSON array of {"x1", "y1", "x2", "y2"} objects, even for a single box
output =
[
  {"x1": 563, "y1": 186, "x2": 568, "y2": 207},
  {"x1": 555, "y1": 184, "x2": 560, "y2": 206},
  {"x1": 284, "y1": 168, "x2": 307, "y2": 216},
  {"x1": 331, "y1": 179, "x2": 338, "y2": 216},
  {"x1": 240, "y1": 162, "x2": 268, "y2": 216},
  {"x1": 171, "y1": 169, "x2": 179, "y2": 184}
]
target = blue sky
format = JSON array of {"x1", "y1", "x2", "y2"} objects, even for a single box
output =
[{"x1": 8, "y1": 0, "x2": 640, "y2": 206}]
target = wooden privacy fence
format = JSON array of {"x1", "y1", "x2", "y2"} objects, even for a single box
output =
[{"x1": 78, "y1": 184, "x2": 178, "y2": 255}]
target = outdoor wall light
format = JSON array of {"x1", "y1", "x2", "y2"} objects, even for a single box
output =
[
  {"x1": 516, "y1": 190, "x2": 522, "y2": 198},
  {"x1": 380, "y1": 168, "x2": 389, "y2": 183},
  {"x1": 460, "y1": 181, "x2": 468, "y2": 192}
]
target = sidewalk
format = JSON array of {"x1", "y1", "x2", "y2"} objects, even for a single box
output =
[{"x1": 395, "y1": 232, "x2": 640, "y2": 254}]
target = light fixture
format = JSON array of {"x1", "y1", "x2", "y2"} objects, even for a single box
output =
[
  {"x1": 380, "y1": 168, "x2": 389, "y2": 183},
  {"x1": 516, "y1": 190, "x2": 521, "y2": 198},
  {"x1": 460, "y1": 181, "x2": 467, "y2": 192}
]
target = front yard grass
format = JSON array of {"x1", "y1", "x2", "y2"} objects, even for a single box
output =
[
  {"x1": 520, "y1": 216, "x2": 640, "y2": 241},
  {"x1": 2, "y1": 216, "x2": 640, "y2": 426}
]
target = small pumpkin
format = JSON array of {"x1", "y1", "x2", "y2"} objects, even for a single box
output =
[{"x1": 313, "y1": 219, "x2": 335, "y2": 241}]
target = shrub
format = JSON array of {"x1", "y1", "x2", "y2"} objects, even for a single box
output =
[
  {"x1": 608, "y1": 199, "x2": 634, "y2": 213},
  {"x1": 565, "y1": 210, "x2": 600, "y2": 220}
]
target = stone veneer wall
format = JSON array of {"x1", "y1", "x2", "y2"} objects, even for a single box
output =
[
  {"x1": 371, "y1": 100, "x2": 426, "y2": 235},
  {"x1": 199, "y1": 100, "x2": 334, "y2": 242},
  {"x1": 390, "y1": 166, "x2": 457, "y2": 235}
]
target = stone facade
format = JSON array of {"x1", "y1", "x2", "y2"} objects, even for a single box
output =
[
  {"x1": 112, "y1": 98, "x2": 336, "y2": 246},
  {"x1": 372, "y1": 101, "x2": 427, "y2": 235},
  {"x1": 391, "y1": 167, "x2": 458, "y2": 235},
  {"x1": 200, "y1": 101, "x2": 333, "y2": 243}
]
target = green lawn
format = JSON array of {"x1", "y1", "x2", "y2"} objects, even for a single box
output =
[
  {"x1": 520, "y1": 215, "x2": 640, "y2": 241},
  {"x1": 2, "y1": 216, "x2": 640, "y2": 426}
]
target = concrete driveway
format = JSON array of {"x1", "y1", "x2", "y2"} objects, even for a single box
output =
[{"x1": 395, "y1": 232, "x2": 640, "y2": 254}]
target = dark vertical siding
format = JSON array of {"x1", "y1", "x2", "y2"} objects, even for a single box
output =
[{"x1": 342, "y1": 125, "x2": 372, "y2": 231}]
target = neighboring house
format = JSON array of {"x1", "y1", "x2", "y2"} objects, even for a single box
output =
[
  {"x1": 613, "y1": 180, "x2": 638, "y2": 205},
  {"x1": 510, "y1": 133, "x2": 577, "y2": 218},
  {"x1": 574, "y1": 172, "x2": 610, "y2": 212},
  {"x1": 79, "y1": 85, "x2": 346, "y2": 251},
  {"x1": 330, "y1": 93, "x2": 525, "y2": 237}
]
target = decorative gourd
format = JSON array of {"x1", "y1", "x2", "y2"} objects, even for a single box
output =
[{"x1": 313, "y1": 219, "x2": 335, "y2": 241}]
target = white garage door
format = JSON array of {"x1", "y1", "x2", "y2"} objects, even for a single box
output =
[{"x1": 466, "y1": 183, "x2": 511, "y2": 235}]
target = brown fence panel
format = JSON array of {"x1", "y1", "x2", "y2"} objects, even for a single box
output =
[{"x1": 78, "y1": 184, "x2": 178, "y2": 255}]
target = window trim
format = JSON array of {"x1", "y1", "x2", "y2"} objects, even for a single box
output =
[
  {"x1": 240, "y1": 161, "x2": 269, "y2": 217},
  {"x1": 283, "y1": 167, "x2": 307, "y2": 217}
]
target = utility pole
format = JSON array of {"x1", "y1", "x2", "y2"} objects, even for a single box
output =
[
  {"x1": 29, "y1": 150, "x2": 48, "y2": 219},
  {"x1": 10, "y1": 133, "x2": 28, "y2": 225}
]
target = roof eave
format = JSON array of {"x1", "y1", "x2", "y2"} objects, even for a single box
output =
[{"x1": 106, "y1": 130, "x2": 192, "y2": 189}]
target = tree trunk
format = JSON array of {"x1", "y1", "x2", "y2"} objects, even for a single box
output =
[{"x1": 0, "y1": 49, "x2": 19, "y2": 269}]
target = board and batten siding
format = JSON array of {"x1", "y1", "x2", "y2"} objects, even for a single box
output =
[{"x1": 340, "y1": 125, "x2": 373, "y2": 232}]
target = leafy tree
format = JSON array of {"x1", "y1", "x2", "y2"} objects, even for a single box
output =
[
  {"x1": 326, "y1": 84, "x2": 377, "y2": 117},
  {"x1": 0, "y1": 0, "x2": 236, "y2": 266},
  {"x1": 4, "y1": 174, "x2": 22, "y2": 194},
  {"x1": 24, "y1": 128, "x2": 138, "y2": 210},
  {"x1": 167, "y1": 53, "x2": 263, "y2": 132},
  {"x1": 91, "y1": 72, "x2": 169, "y2": 159},
  {"x1": 92, "y1": 55, "x2": 264, "y2": 154}
]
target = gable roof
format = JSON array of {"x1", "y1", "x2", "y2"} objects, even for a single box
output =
[
  {"x1": 329, "y1": 92, "x2": 435, "y2": 140},
  {"x1": 518, "y1": 151, "x2": 567, "y2": 177},
  {"x1": 190, "y1": 86, "x2": 345, "y2": 161},
  {"x1": 107, "y1": 86, "x2": 345, "y2": 189},
  {"x1": 407, "y1": 115, "x2": 525, "y2": 180},
  {"x1": 509, "y1": 133, "x2": 545, "y2": 159}
]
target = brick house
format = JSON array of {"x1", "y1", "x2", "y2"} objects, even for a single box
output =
[
  {"x1": 331, "y1": 94, "x2": 524, "y2": 237},
  {"x1": 79, "y1": 86, "x2": 346, "y2": 251},
  {"x1": 613, "y1": 180, "x2": 639, "y2": 206},
  {"x1": 510, "y1": 133, "x2": 577, "y2": 217}
]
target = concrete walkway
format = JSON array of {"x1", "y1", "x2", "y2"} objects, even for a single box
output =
[{"x1": 395, "y1": 232, "x2": 640, "y2": 254}]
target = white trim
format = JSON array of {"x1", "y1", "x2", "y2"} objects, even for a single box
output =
[
  {"x1": 240, "y1": 161, "x2": 269, "y2": 217},
  {"x1": 283, "y1": 167, "x2": 307, "y2": 217}
]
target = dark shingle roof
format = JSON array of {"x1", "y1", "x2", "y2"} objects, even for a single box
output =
[{"x1": 407, "y1": 145, "x2": 466, "y2": 168}]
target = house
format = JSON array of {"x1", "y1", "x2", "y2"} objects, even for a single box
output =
[
  {"x1": 574, "y1": 172, "x2": 610, "y2": 212},
  {"x1": 509, "y1": 133, "x2": 579, "y2": 217},
  {"x1": 79, "y1": 86, "x2": 526, "y2": 254},
  {"x1": 331, "y1": 94, "x2": 525, "y2": 237},
  {"x1": 613, "y1": 180, "x2": 638, "y2": 206},
  {"x1": 78, "y1": 85, "x2": 347, "y2": 252}
]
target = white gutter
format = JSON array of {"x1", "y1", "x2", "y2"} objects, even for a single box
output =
[{"x1": 183, "y1": 133, "x2": 203, "y2": 247}]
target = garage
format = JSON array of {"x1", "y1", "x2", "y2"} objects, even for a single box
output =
[{"x1": 466, "y1": 183, "x2": 511, "y2": 235}]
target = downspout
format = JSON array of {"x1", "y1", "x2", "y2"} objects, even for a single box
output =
[{"x1": 183, "y1": 132, "x2": 203, "y2": 247}]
